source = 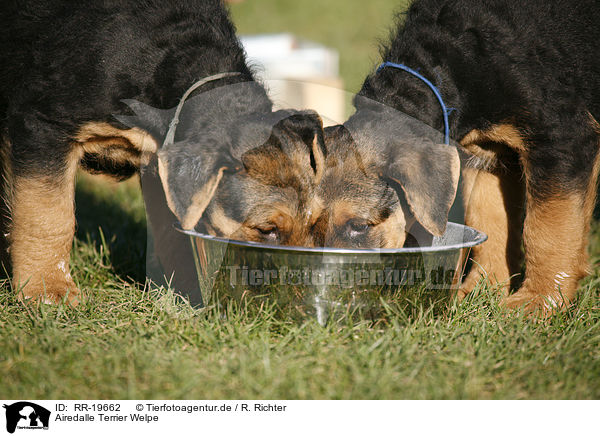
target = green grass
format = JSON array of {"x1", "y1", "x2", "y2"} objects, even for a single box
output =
[
  {"x1": 1, "y1": 172, "x2": 599, "y2": 399},
  {"x1": 1, "y1": 0, "x2": 600, "y2": 400}
]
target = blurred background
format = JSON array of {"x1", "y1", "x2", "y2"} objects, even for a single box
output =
[
  {"x1": 230, "y1": 0, "x2": 409, "y2": 122},
  {"x1": 231, "y1": 0, "x2": 408, "y2": 93}
]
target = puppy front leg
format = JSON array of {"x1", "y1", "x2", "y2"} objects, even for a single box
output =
[
  {"x1": 505, "y1": 135, "x2": 600, "y2": 315},
  {"x1": 504, "y1": 192, "x2": 590, "y2": 315},
  {"x1": 459, "y1": 166, "x2": 525, "y2": 299},
  {"x1": 10, "y1": 162, "x2": 80, "y2": 305}
]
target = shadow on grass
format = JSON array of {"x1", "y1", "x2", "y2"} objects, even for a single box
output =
[{"x1": 74, "y1": 173, "x2": 147, "y2": 284}]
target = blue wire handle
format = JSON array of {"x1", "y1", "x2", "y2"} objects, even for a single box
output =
[{"x1": 376, "y1": 61, "x2": 450, "y2": 145}]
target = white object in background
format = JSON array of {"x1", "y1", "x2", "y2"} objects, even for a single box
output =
[{"x1": 240, "y1": 34, "x2": 345, "y2": 125}]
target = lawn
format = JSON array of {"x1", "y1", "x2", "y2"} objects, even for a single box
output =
[{"x1": 1, "y1": 0, "x2": 599, "y2": 400}]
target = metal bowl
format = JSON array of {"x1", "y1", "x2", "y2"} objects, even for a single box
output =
[{"x1": 175, "y1": 222, "x2": 487, "y2": 324}]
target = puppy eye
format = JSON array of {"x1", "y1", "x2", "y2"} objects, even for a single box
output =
[
  {"x1": 346, "y1": 219, "x2": 371, "y2": 238},
  {"x1": 255, "y1": 224, "x2": 278, "y2": 241}
]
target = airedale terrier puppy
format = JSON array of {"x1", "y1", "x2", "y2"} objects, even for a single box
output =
[
  {"x1": 322, "y1": 0, "x2": 600, "y2": 314},
  {"x1": 0, "y1": 0, "x2": 326, "y2": 305}
]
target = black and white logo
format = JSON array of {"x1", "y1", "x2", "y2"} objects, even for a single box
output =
[{"x1": 3, "y1": 402, "x2": 50, "y2": 434}]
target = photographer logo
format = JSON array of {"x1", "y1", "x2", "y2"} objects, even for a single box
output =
[{"x1": 3, "y1": 402, "x2": 50, "y2": 434}]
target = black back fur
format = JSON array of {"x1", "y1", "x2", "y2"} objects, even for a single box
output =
[
  {"x1": 0, "y1": 0, "x2": 266, "y2": 177},
  {"x1": 357, "y1": 0, "x2": 600, "y2": 197}
]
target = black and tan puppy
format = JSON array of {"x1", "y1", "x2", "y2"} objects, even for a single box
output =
[
  {"x1": 322, "y1": 0, "x2": 600, "y2": 314},
  {"x1": 317, "y1": 108, "x2": 459, "y2": 249},
  {"x1": 0, "y1": 0, "x2": 326, "y2": 305}
]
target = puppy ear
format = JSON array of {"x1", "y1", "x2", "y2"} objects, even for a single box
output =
[
  {"x1": 241, "y1": 110, "x2": 326, "y2": 185},
  {"x1": 385, "y1": 139, "x2": 460, "y2": 236},
  {"x1": 273, "y1": 110, "x2": 326, "y2": 183},
  {"x1": 288, "y1": 110, "x2": 326, "y2": 183},
  {"x1": 157, "y1": 146, "x2": 232, "y2": 230}
]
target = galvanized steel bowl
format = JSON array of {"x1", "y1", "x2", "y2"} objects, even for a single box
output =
[{"x1": 175, "y1": 222, "x2": 487, "y2": 324}]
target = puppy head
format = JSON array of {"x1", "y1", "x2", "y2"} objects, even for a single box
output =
[
  {"x1": 316, "y1": 109, "x2": 460, "y2": 249},
  {"x1": 117, "y1": 81, "x2": 326, "y2": 246},
  {"x1": 157, "y1": 109, "x2": 326, "y2": 246}
]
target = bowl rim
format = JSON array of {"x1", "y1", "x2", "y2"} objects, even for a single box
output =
[{"x1": 174, "y1": 222, "x2": 487, "y2": 255}]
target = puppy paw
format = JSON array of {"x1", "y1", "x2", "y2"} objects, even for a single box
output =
[
  {"x1": 18, "y1": 277, "x2": 83, "y2": 307},
  {"x1": 503, "y1": 287, "x2": 570, "y2": 317}
]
